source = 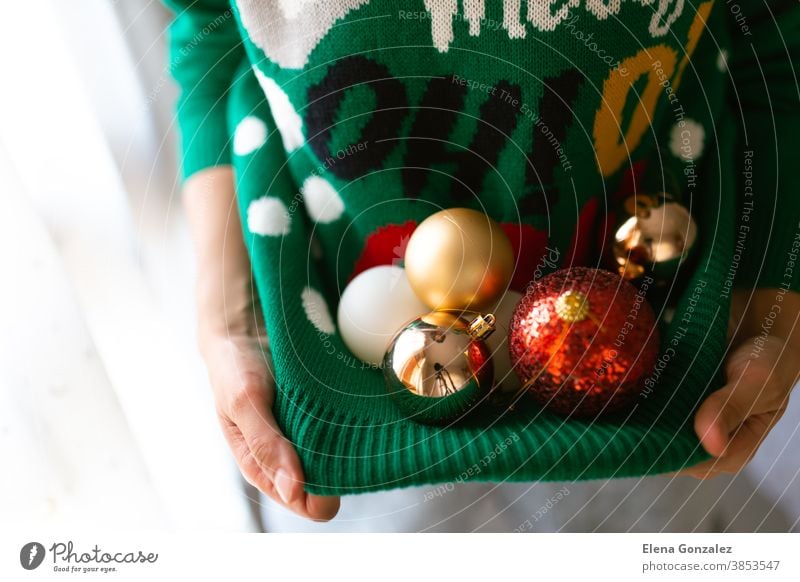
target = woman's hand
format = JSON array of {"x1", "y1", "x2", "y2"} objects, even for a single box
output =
[
  {"x1": 183, "y1": 166, "x2": 340, "y2": 521},
  {"x1": 683, "y1": 289, "x2": 800, "y2": 479}
]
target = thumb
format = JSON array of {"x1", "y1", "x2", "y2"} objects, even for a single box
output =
[
  {"x1": 694, "y1": 341, "x2": 774, "y2": 458},
  {"x1": 694, "y1": 382, "x2": 749, "y2": 458}
]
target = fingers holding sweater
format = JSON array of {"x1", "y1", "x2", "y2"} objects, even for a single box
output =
[
  {"x1": 210, "y1": 336, "x2": 340, "y2": 521},
  {"x1": 685, "y1": 410, "x2": 783, "y2": 479}
]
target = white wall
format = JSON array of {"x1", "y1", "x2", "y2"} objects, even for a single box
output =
[{"x1": 0, "y1": 0, "x2": 255, "y2": 531}]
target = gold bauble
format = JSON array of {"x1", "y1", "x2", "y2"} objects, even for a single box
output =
[
  {"x1": 612, "y1": 194, "x2": 698, "y2": 282},
  {"x1": 383, "y1": 311, "x2": 496, "y2": 424},
  {"x1": 404, "y1": 208, "x2": 514, "y2": 311}
]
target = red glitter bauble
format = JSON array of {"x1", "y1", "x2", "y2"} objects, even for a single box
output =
[{"x1": 508, "y1": 267, "x2": 660, "y2": 417}]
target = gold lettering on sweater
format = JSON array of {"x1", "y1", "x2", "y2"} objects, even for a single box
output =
[
  {"x1": 592, "y1": 1, "x2": 714, "y2": 177},
  {"x1": 594, "y1": 45, "x2": 678, "y2": 177}
]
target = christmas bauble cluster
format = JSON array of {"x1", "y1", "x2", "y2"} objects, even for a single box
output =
[
  {"x1": 339, "y1": 208, "x2": 513, "y2": 423},
  {"x1": 338, "y1": 206, "x2": 665, "y2": 424}
]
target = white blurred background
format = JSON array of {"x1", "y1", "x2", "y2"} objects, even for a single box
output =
[
  {"x1": 1, "y1": 0, "x2": 799, "y2": 533},
  {"x1": 0, "y1": 0, "x2": 257, "y2": 531}
]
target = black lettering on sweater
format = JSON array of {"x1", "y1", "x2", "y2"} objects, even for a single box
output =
[
  {"x1": 403, "y1": 74, "x2": 468, "y2": 198},
  {"x1": 403, "y1": 78, "x2": 522, "y2": 200},
  {"x1": 519, "y1": 68, "x2": 583, "y2": 215},
  {"x1": 305, "y1": 55, "x2": 408, "y2": 180}
]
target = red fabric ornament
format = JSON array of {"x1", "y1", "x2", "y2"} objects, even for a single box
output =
[
  {"x1": 350, "y1": 221, "x2": 417, "y2": 280},
  {"x1": 499, "y1": 223, "x2": 548, "y2": 293},
  {"x1": 615, "y1": 159, "x2": 648, "y2": 203},
  {"x1": 509, "y1": 267, "x2": 660, "y2": 417},
  {"x1": 565, "y1": 198, "x2": 599, "y2": 267}
]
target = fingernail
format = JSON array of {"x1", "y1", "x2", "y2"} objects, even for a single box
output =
[{"x1": 273, "y1": 469, "x2": 294, "y2": 504}]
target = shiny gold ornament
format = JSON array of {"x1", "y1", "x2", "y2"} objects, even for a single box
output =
[
  {"x1": 612, "y1": 194, "x2": 698, "y2": 282},
  {"x1": 404, "y1": 208, "x2": 514, "y2": 311},
  {"x1": 383, "y1": 311, "x2": 495, "y2": 424}
]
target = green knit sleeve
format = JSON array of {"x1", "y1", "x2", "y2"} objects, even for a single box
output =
[
  {"x1": 163, "y1": 0, "x2": 244, "y2": 180},
  {"x1": 729, "y1": 0, "x2": 800, "y2": 293}
]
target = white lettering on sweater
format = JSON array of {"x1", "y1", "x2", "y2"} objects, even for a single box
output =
[
  {"x1": 236, "y1": 0, "x2": 687, "y2": 67},
  {"x1": 642, "y1": 0, "x2": 686, "y2": 37},
  {"x1": 425, "y1": 0, "x2": 686, "y2": 51}
]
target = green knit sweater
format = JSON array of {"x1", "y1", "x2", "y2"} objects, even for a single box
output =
[{"x1": 165, "y1": 0, "x2": 800, "y2": 495}]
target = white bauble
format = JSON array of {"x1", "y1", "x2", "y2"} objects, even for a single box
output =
[
  {"x1": 486, "y1": 290, "x2": 523, "y2": 392},
  {"x1": 337, "y1": 266, "x2": 429, "y2": 366}
]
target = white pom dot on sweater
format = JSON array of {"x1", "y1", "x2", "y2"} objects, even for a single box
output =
[
  {"x1": 669, "y1": 119, "x2": 705, "y2": 162},
  {"x1": 302, "y1": 286, "x2": 336, "y2": 334},
  {"x1": 247, "y1": 196, "x2": 291, "y2": 236},
  {"x1": 302, "y1": 176, "x2": 345, "y2": 223},
  {"x1": 717, "y1": 49, "x2": 729, "y2": 72},
  {"x1": 233, "y1": 116, "x2": 267, "y2": 156}
]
